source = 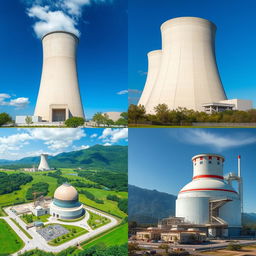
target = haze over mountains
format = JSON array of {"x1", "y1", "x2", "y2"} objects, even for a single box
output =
[{"x1": 0, "y1": 145, "x2": 127, "y2": 172}]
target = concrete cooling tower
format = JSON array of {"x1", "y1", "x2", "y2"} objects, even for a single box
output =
[
  {"x1": 38, "y1": 154, "x2": 50, "y2": 171},
  {"x1": 34, "y1": 31, "x2": 84, "y2": 122},
  {"x1": 140, "y1": 17, "x2": 228, "y2": 113},
  {"x1": 138, "y1": 50, "x2": 162, "y2": 106},
  {"x1": 176, "y1": 154, "x2": 242, "y2": 237}
]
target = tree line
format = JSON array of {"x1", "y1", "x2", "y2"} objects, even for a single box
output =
[
  {"x1": 92, "y1": 112, "x2": 128, "y2": 126},
  {"x1": 0, "y1": 172, "x2": 33, "y2": 195},
  {"x1": 128, "y1": 104, "x2": 256, "y2": 125},
  {"x1": 106, "y1": 195, "x2": 128, "y2": 214}
]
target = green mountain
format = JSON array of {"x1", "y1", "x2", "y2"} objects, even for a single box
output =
[
  {"x1": 0, "y1": 145, "x2": 127, "y2": 172},
  {"x1": 128, "y1": 185, "x2": 176, "y2": 224}
]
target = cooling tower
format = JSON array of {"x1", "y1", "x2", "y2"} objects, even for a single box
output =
[
  {"x1": 142, "y1": 17, "x2": 227, "y2": 113},
  {"x1": 34, "y1": 31, "x2": 84, "y2": 122},
  {"x1": 138, "y1": 50, "x2": 162, "y2": 106},
  {"x1": 38, "y1": 154, "x2": 50, "y2": 171},
  {"x1": 176, "y1": 154, "x2": 241, "y2": 236}
]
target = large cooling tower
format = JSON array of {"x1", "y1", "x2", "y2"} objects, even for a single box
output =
[
  {"x1": 176, "y1": 154, "x2": 241, "y2": 236},
  {"x1": 38, "y1": 154, "x2": 50, "y2": 171},
  {"x1": 138, "y1": 50, "x2": 162, "y2": 106},
  {"x1": 34, "y1": 31, "x2": 84, "y2": 122},
  {"x1": 142, "y1": 17, "x2": 227, "y2": 113}
]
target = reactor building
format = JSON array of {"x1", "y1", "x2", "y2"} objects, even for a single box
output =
[
  {"x1": 138, "y1": 17, "x2": 252, "y2": 114},
  {"x1": 34, "y1": 31, "x2": 84, "y2": 122},
  {"x1": 176, "y1": 154, "x2": 242, "y2": 237},
  {"x1": 50, "y1": 183, "x2": 85, "y2": 220},
  {"x1": 38, "y1": 154, "x2": 50, "y2": 171}
]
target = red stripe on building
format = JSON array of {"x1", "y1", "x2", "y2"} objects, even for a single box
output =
[
  {"x1": 193, "y1": 175, "x2": 224, "y2": 180},
  {"x1": 180, "y1": 188, "x2": 237, "y2": 194}
]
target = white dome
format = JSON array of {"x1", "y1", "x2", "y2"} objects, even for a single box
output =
[{"x1": 54, "y1": 183, "x2": 78, "y2": 201}]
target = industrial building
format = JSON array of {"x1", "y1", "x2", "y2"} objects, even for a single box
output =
[
  {"x1": 50, "y1": 183, "x2": 85, "y2": 220},
  {"x1": 138, "y1": 17, "x2": 252, "y2": 113},
  {"x1": 34, "y1": 31, "x2": 84, "y2": 122},
  {"x1": 176, "y1": 154, "x2": 242, "y2": 237},
  {"x1": 38, "y1": 154, "x2": 50, "y2": 171}
]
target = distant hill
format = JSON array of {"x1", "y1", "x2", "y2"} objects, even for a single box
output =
[
  {"x1": 128, "y1": 185, "x2": 176, "y2": 224},
  {"x1": 0, "y1": 145, "x2": 127, "y2": 172},
  {"x1": 243, "y1": 213, "x2": 256, "y2": 225}
]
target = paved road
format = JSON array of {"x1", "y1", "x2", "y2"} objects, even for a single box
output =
[{"x1": 1, "y1": 204, "x2": 119, "y2": 255}]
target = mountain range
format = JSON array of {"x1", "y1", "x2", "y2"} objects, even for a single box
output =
[
  {"x1": 0, "y1": 145, "x2": 127, "y2": 172},
  {"x1": 128, "y1": 185, "x2": 256, "y2": 225}
]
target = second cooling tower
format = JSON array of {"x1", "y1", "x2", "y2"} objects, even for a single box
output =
[
  {"x1": 140, "y1": 17, "x2": 227, "y2": 113},
  {"x1": 34, "y1": 31, "x2": 84, "y2": 122}
]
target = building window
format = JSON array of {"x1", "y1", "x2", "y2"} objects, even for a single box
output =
[
  {"x1": 200, "y1": 161, "x2": 203, "y2": 164},
  {"x1": 217, "y1": 162, "x2": 220, "y2": 165},
  {"x1": 209, "y1": 161, "x2": 212, "y2": 164}
]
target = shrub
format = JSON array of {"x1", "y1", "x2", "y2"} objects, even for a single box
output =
[
  {"x1": 227, "y1": 242, "x2": 242, "y2": 251},
  {"x1": 0, "y1": 112, "x2": 12, "y2": 126},
  {"x1": 65, "y1": 117, "x2": 85, "y2": 127}
]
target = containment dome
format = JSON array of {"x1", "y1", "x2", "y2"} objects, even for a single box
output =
[{"x1": 54, "y1": 183, "x2": 78, "y2": 201}]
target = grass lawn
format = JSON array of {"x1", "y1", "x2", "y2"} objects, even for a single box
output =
[
  {"x1": 0, "y1": 219, "x2": 24, "y2": 254},
  {"x1": 47, "y1": 224, "x2": 88, "y2": 246},
  {"x1": 87, "y1": 211, "x2": 110, "y2": 230},
  {"x1": 0, "y1": 172, "x2": 58, "y2": 216},
  {"x1": 79, "y1": 188, "x2": 127, "y2": 218},
  {"x1": 82, "y1": 223, "x2": 127, "y2": 250},
  {"x1": 21, "y1": 214, "x2": 51, "y2": 224}
]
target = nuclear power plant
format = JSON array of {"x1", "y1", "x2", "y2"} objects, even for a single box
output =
[
  {"x1": 176, "y1": 154, "x2": 242, "y2": 237},
  {"x1": 34, "y1": 31, "x2": 84, "y2": 122},
  {"x1": 139, "y1": 17, "x2": 252, "y2": 114},
  {"x1": 38, "y1": 154, "x2": 50, "y2": 171}
]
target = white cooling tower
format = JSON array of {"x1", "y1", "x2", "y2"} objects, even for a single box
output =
[
  {"x1": 176, "y1": 154, "x2": 241, "y2": 236},
  {"x1": 138, "y1": 50, "x2": 162, "y2": 106},
  {"x1": 142, "y1": 17, "x2": 227, "y2": 113},
  {"x1": 38, "y1": 154, "x2": 50, "y2": 171},
  {"x1": 34, "y1": 31, "x2": 84, "y2": 122}
]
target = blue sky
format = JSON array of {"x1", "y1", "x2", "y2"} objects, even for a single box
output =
[
  {"x1": 129, "y1": 0, "x2": 256, "y2": 106},
  {"x1": 0, "y1": 0, "x2": 127, "y2": 119},
  {"x1": 129, "y1": 128, "x2": 256, "y2": 213},
  {"x1": 0, "y1": 128, "x2": 128, "y2": 160}
]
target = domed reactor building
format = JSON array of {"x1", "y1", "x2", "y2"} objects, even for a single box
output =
[
  {"x1": 50, "y1": 183, "x2": 84, "y2": 220},
  {"x1": 176, "y1": 154, "x2": 243, "y2": 237}
]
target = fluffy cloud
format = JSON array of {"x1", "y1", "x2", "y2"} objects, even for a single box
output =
[
  {"x1": 117, "y1": 90, "x2": 128, "y2": 95},
  {"x1": 72, "y1": 144, "x2": 90, "y2": 151},
  {"x1": 90, "y1": 133, "x2": 98, "y2": 138},
  {"x1": 0, "y1": 93, "x2": 29, "y2": 109},
  {"x1": 28, "y1": 6, "x2": 80, "y2": 38},
  {"x1": 26, "y1": 0, "x2": 113, "y2": 38},
  {"x1": 103, "y1": 142, "x2": 112, "y2": 146},
  {"x1": 99, "y1": 128, "x2": 128, "y2": 143}
]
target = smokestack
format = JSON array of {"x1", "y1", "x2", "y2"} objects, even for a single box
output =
[
  {"x1": 38, "y1": 154, "x2": 50, "y2": 171},
  {"x1": 238, "y1": 155, "x2": 241, "y2": 177},
  {"x1": 140, "y1": 17, "x2": 227, "y2": 113},
  {"x1": 34, "y1": 31, "x2": 85, "y2": 122},
  {"x1": 138, "y1": 50, "x2": 162, "y2": 107}
]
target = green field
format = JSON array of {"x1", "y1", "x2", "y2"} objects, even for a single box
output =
[
  {"x1": 82, "y1": 223, "x2": 127, "y2": 249},
  {"x1": 47, "y1": 223, "x2": 88, "y2": 246},
  {"x1": 0, "y1": 219, "x2": 24, "y2": 254},
  {"x1": 21, "y1": 214, "x2": 51, "y2": 224},
  {"x1": 10, "y1": 218, "x2": 32, "y2": 239},
  {"x1": 87, "y1": 211, "x2": 110, "y2": 229},
  {"x1": 0, "y1": 169, "x2": 127, "y2": 220}
]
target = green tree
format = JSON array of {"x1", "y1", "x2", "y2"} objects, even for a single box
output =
[
  {"x1": 154, "y1": 104, "x2": 170, "y2": 123},
  {"x1": 227, "y1": 242, "x2": 242, "y2": 251},
  {"x1": 25, "y1": 116, "x2": 33, "y2": 126},
  {"x1": 121, "y1": 112, "x2": 128, "y2": 120},
  {"x1": 0, "y1": 112, "x2": 12, "y2": 126},
  {"x1": 92, "y1": 112, "x2": 105, "y2": 126},
  {"x1": 128, "y1": 104, "x2": 146, "y2": 124},
  {"x1": 159, "y1": 243, "x2": 169, "y2": 253},
  {"x1": 65, "y1": 117, "x2": 85, "y2": 127}
]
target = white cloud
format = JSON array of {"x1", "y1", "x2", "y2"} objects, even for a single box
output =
[
  {"x1": 180, "y1": 129, "x2": 256, "y2": 151},
  {"x1": 90, "y1": 133, "x2": 98, "y2": 138},
  {"x1": 26, "y1": 0, "x2": 113, "y2": 38},
  {"x1": 28, "y1": 6, "x2": 80, "y2": 38},
  {"x1": 28, "y1": 128, "x2": 86, "y2": 150},
  {"x1": 103, "y1": 142, "x2": 112, "y2": 146},
  {"x1": 117, "y1": 90, "x2": 128, "y2": 95},
  {"x1": 99, "y1": 128, "x2": 128, "y2": 143},
  {"x1": 72, "y1": 144, "x2": 90, "y2": 151},
  {"x1": 0, "y1": 93, "x2": 29, "y2": 109}
]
